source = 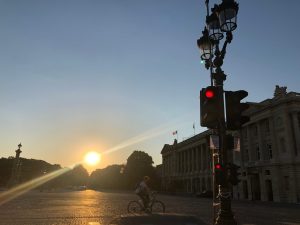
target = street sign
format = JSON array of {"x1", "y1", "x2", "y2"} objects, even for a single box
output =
[
  {"x1": 210, "y1": 135, "x2": 219, "y2": 149},
  {"x1": 234, "y1": 137, "x2": 240, "y2": 151}
]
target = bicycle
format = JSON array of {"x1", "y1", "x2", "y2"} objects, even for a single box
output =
[{"x1": 127, "y1": 191, "x2": 165, "y2": 213}]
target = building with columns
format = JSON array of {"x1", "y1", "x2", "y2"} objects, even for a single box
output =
[
  {"x1": 161, "y1": 86, "x2": 300, "y2": 203},
  {"x1": 235, "y1": 86, "x2": 300, "y2": 203},
  {"x1": 161, "y1": 130, "x2": 214, "y2": 194}
]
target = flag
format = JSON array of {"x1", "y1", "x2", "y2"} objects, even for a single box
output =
[
  {"x1": 193, "y1": 123, "x2": 195, "y2": 129},
  {"x1": 172, "y1": 130, "x2": 177, "y2": 135}
]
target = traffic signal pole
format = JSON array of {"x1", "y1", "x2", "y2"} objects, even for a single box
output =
[
  {"x1": 197, "y1": 1, "x2": 244, "y2": 223},
  {"x1": 216, "y1": 115, "x2": 237, "y2": 225},
  {"x1": 213, "y1": 34, "x2": 237, "y2": 225}
]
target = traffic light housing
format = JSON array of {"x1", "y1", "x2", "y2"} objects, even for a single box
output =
[
  {"x1": 214, "y1": 163, "x2": 226, "y2": 185},
  {"x1": 225, "y1": 90, "x2": 250, "y2": 130},
  {"x1": 200, "y1": 86, "x2": 223, "y2": 129},
  {"x1": 226, "y1": 163, "x2": 241, "y2": 185}
]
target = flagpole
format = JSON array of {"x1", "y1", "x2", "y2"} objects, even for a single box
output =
[
  {"x1": 193, "y1": 123, "x2": 196, "y2": 136},
  {"x1": 176, "y1": 131, "x2": 178, "y2": 141}
]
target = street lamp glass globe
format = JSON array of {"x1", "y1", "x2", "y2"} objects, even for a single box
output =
[
  {"x1": 197, "y1": 28, "x2": 214, "y2": 60},
  {"x1": 217, "y1": 0, "x2": 239, "y2": 32},
  {"x1": 206, "y1": 13, "x2": 224, "y2": 41}
]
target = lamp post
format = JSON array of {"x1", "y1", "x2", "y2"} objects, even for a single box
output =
[{"x1": 197, "y1": 0, "x2": 239, "y2": 225}]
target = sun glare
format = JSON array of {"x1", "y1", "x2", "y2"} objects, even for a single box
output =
[{"x1": 84, "y1": 151, "x2": 101, "y2": 166}]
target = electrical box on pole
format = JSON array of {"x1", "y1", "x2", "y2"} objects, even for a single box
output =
[
  {"x1": 225, "y1": 90, "x2": 250, "y2": 130},
  {"x1": 200, "y1": 86, "x2": 223, "y2": 129},
  {"x1": 226, "y1": 163, "x2": 241, "y2": 186}
]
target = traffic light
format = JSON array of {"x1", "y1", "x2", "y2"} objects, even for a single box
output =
[
  {"x1": 200, "y1": 86, "x2": 223, "y2": 129},
  {"x1": 225, "y1": 90, "x2": 250, "y2": 130},
  {"x1": 226, "y1": 163, "x2": 241, "y2": 185},
  {"x1": 214, "y1": 163, "x2": 226, "y2": 185}
]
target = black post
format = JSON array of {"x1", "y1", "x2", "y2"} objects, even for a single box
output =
[
  {"x1": 215, "y1": 112, "x2": 237, "y2": 225},
  {"x1": 212, "y1": 37, "x2": 237, "y2": 224}
]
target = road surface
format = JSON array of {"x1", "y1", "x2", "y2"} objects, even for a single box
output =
[{"x1": 0, "y1": 190, "x2": 299, "y2": 225}]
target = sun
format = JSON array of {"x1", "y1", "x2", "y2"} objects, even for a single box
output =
[{"x1": 84, "y1": 151, "x2": 101, "y2": 166}]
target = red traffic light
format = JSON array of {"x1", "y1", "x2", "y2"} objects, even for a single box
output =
[
  {"x1": 205, "y1": 89, "x2": 215, "y2": 98},
  {"x1": 215, "y1": 163, "x2": 222, "y2": 170}
]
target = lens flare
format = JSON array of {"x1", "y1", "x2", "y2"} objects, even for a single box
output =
[
  {"x1": 84, "y1": 152, "x2": 101, "y2": 165},
  {"x1": 0, "y1": 167, "x2": 71, "y2": 206}
]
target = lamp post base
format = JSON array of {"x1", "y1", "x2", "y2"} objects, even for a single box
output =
[{"x1": 215, "y1": 187, "x2": 237, "y2": 225}]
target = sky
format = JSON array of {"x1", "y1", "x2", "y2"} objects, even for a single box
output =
[{"x1": 0, "y1": 0, "x2": 299, "y2": 171}]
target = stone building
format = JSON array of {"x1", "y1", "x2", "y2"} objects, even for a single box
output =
[
  {"x1": 161, "y1": 86, "x2": 300, "y2": 203},
  {"x1": 161, "y1": 130, "x2": 214, "y2": 194},
  {"x1": 235, "y1": 86, "x2": 300, "y2": 203}
]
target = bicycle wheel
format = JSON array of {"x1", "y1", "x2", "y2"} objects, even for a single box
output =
[
  {"x1": 150, "y1": 200, "x2": 165, "y2": 213},
  {"x1": 127, "y1": 200, "x2": 143, "y2": 213}
]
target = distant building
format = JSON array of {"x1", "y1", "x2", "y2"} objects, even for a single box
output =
[
  {"x1": 161, "y1": 130, "x2": 213, "y2": 194},
  {"x1": 161, "y1": 86, "x2": 300, "y2": 203}
]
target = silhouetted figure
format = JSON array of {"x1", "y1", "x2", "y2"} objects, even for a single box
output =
[{"x1": 135, "y1": 176, "x2": 151, "y2": 210}]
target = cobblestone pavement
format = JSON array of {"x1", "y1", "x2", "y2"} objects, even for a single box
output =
[{"x1": 0, "y1": 190, "x2": 299, "y2": 225}]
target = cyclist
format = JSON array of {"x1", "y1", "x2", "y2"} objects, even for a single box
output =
[{"x1": 135, "y1": 176, "x2": 151, "y2": 210}]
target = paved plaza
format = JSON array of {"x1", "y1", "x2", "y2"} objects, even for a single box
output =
[{"x1": 0, "y1": 190, "x2": 299, "y2": 225}]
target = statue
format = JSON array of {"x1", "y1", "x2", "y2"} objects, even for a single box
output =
[{"x1": 274, "y1": 85, "x2": 287, "y2": 98}]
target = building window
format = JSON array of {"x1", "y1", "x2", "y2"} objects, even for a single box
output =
[
  {"x1": 267, "y1": 144, "x2": 273, "y2": 159},
  {"x1": 265, "y1": 170, "x2": 271, "y2": 175},
  {"x1": 265, "y1": 119, "x2": 270, "y2": 133},
  {"x1": 280, "y1": 138, "x2": 286, "y2": 152},
  {"x1": 256, "y1": 146, "x2": 260, "y2": 160},
  {"x1": 284, "y1": 176, "x2": 289, "y2": 190}
]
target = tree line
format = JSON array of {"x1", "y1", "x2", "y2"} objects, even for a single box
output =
[{"x1": 0, "y1": 150, "x2": 161, "y2": 191}]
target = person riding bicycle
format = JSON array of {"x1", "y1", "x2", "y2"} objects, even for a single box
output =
[{"x1": 135, "y1": 176, "x2": 151, "y2": 210}]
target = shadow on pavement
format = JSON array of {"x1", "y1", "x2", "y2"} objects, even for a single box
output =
[{"x1": 108, "y1": 213, "x2": 207, "y2": 225}]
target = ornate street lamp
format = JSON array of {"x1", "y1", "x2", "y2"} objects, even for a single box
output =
[
  {"x1": 216, "y1": 0, "x2": 239, "y2": 32},
  {"x1": 197, "y1": 1, "x2": 240, "y2": 224},
  {"x1": 197, "y1": 27, "x2": 214, "y2": 60},
  {"x1": 206, "y1": 7, "x2": 224, "y2": 41}
]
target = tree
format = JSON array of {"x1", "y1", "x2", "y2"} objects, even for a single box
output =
[
  {"x1": 89, "y1": 164, "x2": 125, "y2": 189},
  {"x1": 123, "y1": 150, "x2": 157, "y2": 189}
]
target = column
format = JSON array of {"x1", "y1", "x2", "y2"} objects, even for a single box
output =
[
  {"x1": 292, "y1": 112, "x2": 300, "y2": 155},
  {"x1": 192, "y1": 148, "x2": 194, "y2": 172},
  {"x1": 196, "y1": 146, "x2": 199, "y2": 172},
  {"x1": 257, "y1": 122, "x2": 264, "y2": 160},
  {"x1": 269, "y1": 117, "x2": 279, "y2": 160},
  {"x1": 181, "y1": 152, "x2": 183, "y2": 174},
  {"x1": 203, "y1": 145, "x2": 207, "y2": 171},
  {"x1": 179, "y1": 152, "x2": 182, "y2": 174},
  {"x1": 246, "y1": 126, "x2": 252, "y2": 161},
  {"x1": 186, "y1": 149, "x2": 191, "y2": 173},
  {"x1": 260, "y1": 172, "x2": 267, "y2": 201},
  {"x1": 184, "y1": 150, "x2": 187, "y2": 173},
  {"x1": 183, "y1": 151, "x2": 185, "y2": 174},
  {"x1": 189, "y1": 149, "x2": 192, "y2": 172},
  {"x1": 283, "y1": 112, "x2": 294, "y2": 156},
  {"x1": 201, "y1": 145, "x2": 204, "y2": 172}
]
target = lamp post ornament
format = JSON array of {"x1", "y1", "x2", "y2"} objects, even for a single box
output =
[{"x1": 8, "y1": 143, "x2": 23, "y2": 187}]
